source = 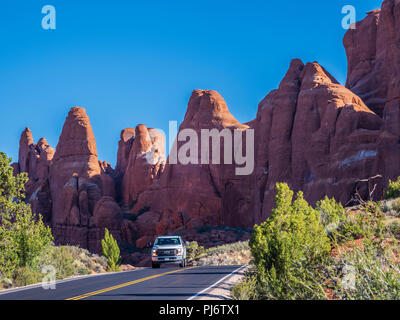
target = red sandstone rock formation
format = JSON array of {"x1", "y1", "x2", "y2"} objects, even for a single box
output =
[
  {"x1": 14, "y1": 0, "x2": 400, "y2": 255},
  {"x1": 114, "y1": 128, "x2": 135, "y2": 202},
  {"x1": 48, "y1": 107, "x2": 122, "y2": 251},
  {"x1": 132, "y1": 61, "x2": 384, "y2": 235},
  {"x1": 14, "y1": 107, "x2": 167, "y2": 252},
  {"x1": 12, "y1": 108, "x2": 122, "y2": 252},
  {"x1": 17, "y1": 128, "x2": 55, "y2": 182},
  {"x1": 344, "y1": 0, "x2": 400, "y2": 193},
  {"x1": 50, "y1": 107, "x2": 102, "y2": 224},
  {"x1": 344, "y1": 9, "x2": 383, "y2": 116},
  {"x1": 15, "y1": 128, "x2": 54, "y2": 222},
  {"x1": 116, "y1": 128, "x2": 135, "y2": 175},
  {"x1": 121, "y1": 124, "x2": 166, "y2": 209},
  {"x1": 253, "y1": 60, "x2": 382, "y2": 222},
  {"x1": 130, "y1": 90, "x2": 254, "y2": 246}
]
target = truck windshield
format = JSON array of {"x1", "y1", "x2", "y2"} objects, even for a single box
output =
[{"x1": 155, "y1": 237, "x2": 181, "y2": 245}]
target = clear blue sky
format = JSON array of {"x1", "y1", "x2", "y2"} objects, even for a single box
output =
[{"x1": 0, "y1": 0, "x2": 382, "y2": 166}]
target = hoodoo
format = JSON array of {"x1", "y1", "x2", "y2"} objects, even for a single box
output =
[{"x1": 12, "y1": 0, "x2": 400, "y2": 265}]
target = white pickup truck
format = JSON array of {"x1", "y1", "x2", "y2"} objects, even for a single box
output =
[{"x1": 151, "y1": 236, "x2": 189, "y2": 268}]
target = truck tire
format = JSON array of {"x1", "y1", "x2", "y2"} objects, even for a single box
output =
[
  {"x1": 152, "y1": 262, "x2": 160, "y2": 269},
  {"x1": 179, "y1": 259, "x2": 187, "y2": 268}
]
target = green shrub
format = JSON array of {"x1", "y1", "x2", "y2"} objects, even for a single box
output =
[
  {"x1": 250, "y1": 183, "x2": 330, "y2": 278},
  {"x1": 234, "y1": 182, "x2": 400, "y2": 300},
  {"x1": 101, "y1": 229, "x2": 121, "y2": 272},
  {"x1": 77, "y1": 268, "x2": 91, "y2": 276},
  {"x1": 338, "y1": 202, "x2": 385, "y2": 241},
  {"x1": 316, "y1": 196, "x2": 385, "y2": 243},
  {"x1": 186, "y1": 241, "x2": 206, "y2": 262},
  {"x1": 385, "y1": 177, "x2": 400, "y2": 199},
  {"x1": 231, "y1": 274, "x2": 258, "y2": 300},
  {"x1": 237, "y1": 238, "x2": 400, "y2": 300},
  {"x1": 328, "y1": 239, "x2": 400, "y2": 300},
  {"x1": 248, "y1": 183, "x2": 331, "y2": 299},
  {"x1": 385, "y1": 221, "x2": 400, "y2": 240},
  {"x1": 13, "y1": 267, "x2": 43, "y2": 287},
  {"x1": 0, "y1": 152, "x2": 53, "y2": 278},
  {"x1": 257, "y1": 261, "x2": 328, "y2": 300},
  {"x1": 37, "y1": 245, "x2": 107, "y2": 279},
  {"x1": 316, "y1": 196, "x2": 344, "y2": 230},
  {"x1": 381, "y1": 198, "x2": 400, "y2": 217},
  {"x1": 36, "y1": 246, "x2": 76, "y2": 280},
  {"x1": 8, "y1": 210, "x2": 54, "y2": 269}
]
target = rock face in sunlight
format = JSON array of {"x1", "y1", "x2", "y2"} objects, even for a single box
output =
[
  {"x1": 344, "y1": 0, "x2": 400, "y2": 197},
  {"x1": 251, "y1": 60, "x2": 382, "y2": 222},
  {"x1": 130, "y1": 90, "x2": 254, "y2": 248},
  {"x1": 344, "y1": 9, "x2": 383, "y2": 116},
  {"x1": 13, "y1": 0, "x2": 400, "y2": 260},
  {"x1": 14, "y1": 108, "x2": 123, "y2": 253},
  {"x1": 121, "y1": 124, "x2": 166, "y2": 209},
  {"x1": 50, "y1": 107, "x2": 102, "y2": 227},
  {"x1": 15, "y1": 128, "x2": 55, "y2": 223}
]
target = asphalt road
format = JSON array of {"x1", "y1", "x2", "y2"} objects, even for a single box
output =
[{"x1": 0, "y1": 265, "x2": 245, "y2": 300}]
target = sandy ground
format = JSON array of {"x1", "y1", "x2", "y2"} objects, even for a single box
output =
[{"x1": 196, "y1": 266, "x2": 249, "y2": 300}]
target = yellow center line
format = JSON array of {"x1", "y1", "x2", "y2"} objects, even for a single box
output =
[{"x1": 66, "y1": 266, "x2": 198, "y2": 300}]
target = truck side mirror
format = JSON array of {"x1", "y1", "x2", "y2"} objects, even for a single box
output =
[
  {"x1": 147, "y1": 241, "x2": 153, "y2": 248},
  {"x1": 185, "y1": 241, "x2": 190, "y2": 246}
]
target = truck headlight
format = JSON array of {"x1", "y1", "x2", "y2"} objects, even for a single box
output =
[
  {"x1": 152, "y1": 249, "x2": 157, "y2": 256},
  {"x1": 177, "y1": 248, "x2": 182, "y2": 255}
]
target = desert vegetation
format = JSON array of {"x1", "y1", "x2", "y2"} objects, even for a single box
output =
[
  {"x1": 0, "y1": 152, "x2": 118, "y2": 290},
  {"x1": 101, "y1": 228, "x2": 122, "y2": 272},
  {"x1": 186, "y1": 241, "x2": 251, "y2": 266},
  {"x1": 232, "y1": 182, "x2": 400, "y2": 300},
  {"x1": 5, "y1": 245, "x2": 108, "y2": 289}
]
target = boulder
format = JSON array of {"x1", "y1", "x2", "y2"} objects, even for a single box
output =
[{"x1": 93, "y1": 196, "x2": 122, "y2": 230}]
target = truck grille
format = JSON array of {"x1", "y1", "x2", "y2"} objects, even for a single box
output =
[{"x1": 157, "y1": 249, "x2": 177, "y2": 256}]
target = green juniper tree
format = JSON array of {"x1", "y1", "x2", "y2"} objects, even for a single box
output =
[
  {"x1": 385, "y1": 177, "x2": 400, "y2": 200},
  {"x1": 0, "y1": 152, "x2": 53, "y2": 279},
  {"x1": 101, "y1": 228, "x2": 121, "y2": 272},
  {"x1": 249, "y1": 183, "x2": 331, "y2": 299}
]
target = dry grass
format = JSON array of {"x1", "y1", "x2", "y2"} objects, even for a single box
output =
[{"x1": 192, "y1": 241, "x2": 251, "y2": 266}]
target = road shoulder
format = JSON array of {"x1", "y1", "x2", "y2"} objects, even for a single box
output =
[{"x1": 195, "y1": 265, "x2": 249, "y2": 300}]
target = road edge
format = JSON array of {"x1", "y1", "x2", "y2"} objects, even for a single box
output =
[{"x1": 187, "y1": 265, "x2": 248, "y2": 301}]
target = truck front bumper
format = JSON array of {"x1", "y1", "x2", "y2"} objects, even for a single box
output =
[{"x1": 152, "y1": 255, "x2": 184, "y2": 264}]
